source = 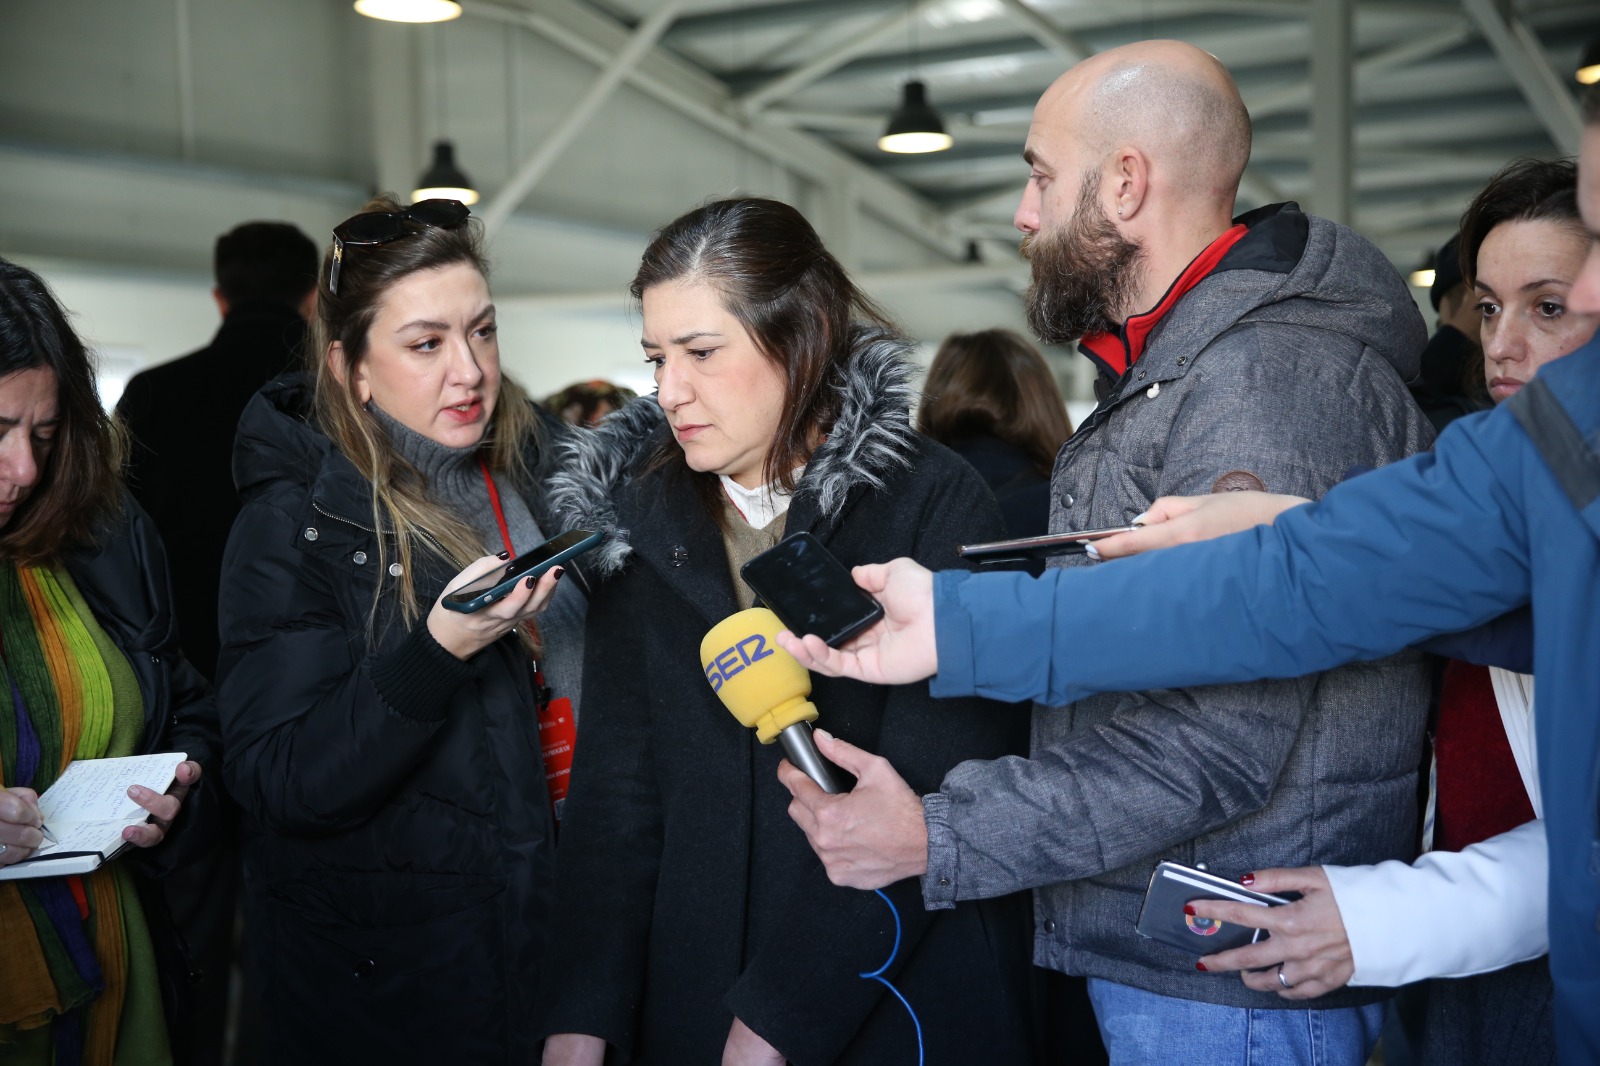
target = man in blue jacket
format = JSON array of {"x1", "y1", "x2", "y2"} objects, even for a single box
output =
[{"x1": 778, "y1": 90, "x2": 1600, "y2": 1063}]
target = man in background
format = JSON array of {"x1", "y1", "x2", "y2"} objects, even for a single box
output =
[
  {"x1": 117, "y1": 221, "x2": 316, "y2": 682},
  {"x1": 116, "y1": 220, "x2": 316, "y2": 1066},
  {"x1": 1408, "y1": 232, "x2": 1488, "y2": 431}
]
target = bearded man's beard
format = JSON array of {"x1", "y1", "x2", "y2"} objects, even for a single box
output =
[{"x1": 1023, "y1": 171, "x2": 1146, "y2": 346}]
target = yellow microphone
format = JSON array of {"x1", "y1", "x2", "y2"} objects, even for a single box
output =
[{"x1": 701, "y1": 607, "x2": 846, "y2": 794}]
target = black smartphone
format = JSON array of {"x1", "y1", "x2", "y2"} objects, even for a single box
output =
[
  {"x1": 957, "y1": 525, "x2": 1142, "y2": 563},
  {"x1": 441, "y1": 529, "x2": 602, "y2": 613},
  {"x1": 1134, "y1": 861, "x2": 1290, "y2": 955},
  {"x1": 739, "y1": 532, "x2": 884, "y2": 648}
]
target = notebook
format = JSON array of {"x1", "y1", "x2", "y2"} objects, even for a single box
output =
[{"x1": 0, "y1": 752, "x2": 187, "y2": 881}]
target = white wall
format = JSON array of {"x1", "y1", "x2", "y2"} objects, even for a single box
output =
[{"x1": 14, "y1": 256, "x2": 218, "y2": 408}]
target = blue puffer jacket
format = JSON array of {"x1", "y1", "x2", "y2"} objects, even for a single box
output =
[{"x1": 928, "y1": 335, "x2": 1600, "y2": 1062}]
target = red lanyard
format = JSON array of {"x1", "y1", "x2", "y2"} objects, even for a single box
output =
[
  {"x1": 479, "y1": 460, "x2": 542, "y2": 649},
  {"x1": 481, "y1": 461, "x2": 575, "y2": 817},
  {"x1": 480, "y1": 459, "x2": 517, "y2": 558}
]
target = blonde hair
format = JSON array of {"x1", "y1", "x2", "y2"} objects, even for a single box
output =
[{"x1": 311, "y1": 195, "x2": 540, "y2": 635}]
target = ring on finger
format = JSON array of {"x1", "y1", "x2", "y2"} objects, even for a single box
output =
[{"x1": 1277, "y1": 965, "x2": 1294, "y2": 991}]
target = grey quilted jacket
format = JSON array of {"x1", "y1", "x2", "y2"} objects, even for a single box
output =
[{"x1": 923, "y1": 203, "x2": 1436, "y2": 1010}]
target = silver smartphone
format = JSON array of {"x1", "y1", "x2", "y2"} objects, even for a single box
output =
[{"x1": 957, "y1": 525, "x2": 1141, "y2": 563}]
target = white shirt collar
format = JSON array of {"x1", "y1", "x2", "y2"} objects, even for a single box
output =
[{"x1": 719, "y1": 467, "x2": 803, "y2": 530}]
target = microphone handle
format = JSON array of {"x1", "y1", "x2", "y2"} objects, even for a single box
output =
[{"x1": 778, "y1": 722, "x2": 846, "y2": 794}]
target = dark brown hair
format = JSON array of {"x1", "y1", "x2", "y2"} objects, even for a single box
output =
[
  {"x1": 215, "y1": 221, "x2": 318, "y2": 308},
  {"x1": 313, "y1": 195, "x2": 540, "y2": 629},
  {"x1": 544, "y1": 379, "x2": 637, "y2": 427},
  {"x1": 917, "y1": 329, "x2": 1074, "y2": 476},
  {"x1": 630, "y1": 197, "x2": 896, "y2": 520},
  {"x1": 1459, "y1": 159, "x2": 1581, "y2": 287},
  {"x1": 0, "y1": 258, "x2": 125, "y2": 566}
]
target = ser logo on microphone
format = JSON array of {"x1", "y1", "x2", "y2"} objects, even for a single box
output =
[{"x1": 704, "y1": 633, "x2": 775, "y2": 692}]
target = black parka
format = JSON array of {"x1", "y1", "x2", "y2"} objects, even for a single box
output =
[
  {"x1": 537, "y1": 333, "x2": 1036, "y2": 1066},
  {"x1": 216, "y1": 375, "x2": 571, "y2": 1062},
  {"x1": 61, "y1": 494, "x2": 223, "y2": 1048}
]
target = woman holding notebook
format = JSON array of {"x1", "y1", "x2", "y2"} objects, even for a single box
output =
[{"x1": 0, "y1": 259, "x2": 219, "y2": 1063}]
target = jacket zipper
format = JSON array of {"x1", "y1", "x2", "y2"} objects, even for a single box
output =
[{"x1": 311, "y1": 499, "x2": 378, "y2": 533}]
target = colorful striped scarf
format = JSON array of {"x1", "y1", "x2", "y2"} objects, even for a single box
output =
[{"x1": 0, "y1": 564, "x2": 134, "y2": 1065}]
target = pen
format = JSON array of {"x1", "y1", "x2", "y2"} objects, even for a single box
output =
[{"x1": 38, "y1": 823, "x2": 58, "y2": 846}]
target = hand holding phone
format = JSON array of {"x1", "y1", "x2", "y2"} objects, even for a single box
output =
[
  {"x1": 958, "y1": 525, "x2": 1143, "y2": 564},
  {"x1": 1135, "y1": 861, "x2": 1289, "y2": 955},
  {"x1": 442, "y1": 529, "x2": 601, "y2": 613}
]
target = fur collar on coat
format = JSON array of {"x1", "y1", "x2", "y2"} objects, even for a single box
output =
[{"x1": 544, "y1": 326, "x2": 921, "y2": 576}]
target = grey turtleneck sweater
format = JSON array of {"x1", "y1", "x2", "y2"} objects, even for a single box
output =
[{"x1": 372, "y1": 405, "x2": 587, "y2": 719}]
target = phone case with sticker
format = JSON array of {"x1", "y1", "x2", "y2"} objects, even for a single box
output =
[{"x1": 1135, "y1": 861, "x2": 1289, "y2": 955}]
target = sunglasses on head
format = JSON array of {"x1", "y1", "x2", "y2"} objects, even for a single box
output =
[{"x1": 328, "y1": 198, "x2": 471, "y2": 295}]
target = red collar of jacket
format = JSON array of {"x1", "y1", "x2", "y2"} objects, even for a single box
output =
[{"x1": 1078, "y1": 223, "x2": 1248, "y2": 379}]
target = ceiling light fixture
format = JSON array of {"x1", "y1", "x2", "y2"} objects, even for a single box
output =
[
  {"x1": 353, "y1": 0, "x2": 462, "y2": 22},
  {"x1": 412, "y1": 140, "x2": 478, "y2": 205},
  {"x1": 879, "y1": 3, "x2": 952, "y2": 155},
  {"x1": 879, "y1": 80, "x2": 954, "y2": 154},
  {"x1": 1577, "y1": 39, "x2": 1600, "y2": 85}
]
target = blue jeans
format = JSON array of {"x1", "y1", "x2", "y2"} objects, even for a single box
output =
[{"x1": 1086, "y1": 978, "x2": 1385, "y2": 1066}]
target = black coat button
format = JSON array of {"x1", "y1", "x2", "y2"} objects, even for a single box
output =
[
  {"x1": 1043, "y1": 919, "x2": 1056, "y2": 934},
  {"x1": 670, "y1": 545, "x2": 688, "y2": 567},
  {"x1": 353, "y1": 958, "x2": 376, "y2": 979}
]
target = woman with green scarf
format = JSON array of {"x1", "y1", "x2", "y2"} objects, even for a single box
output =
[{"x1": 0, "y1": 258, "x2": 220, "y2": 1065}]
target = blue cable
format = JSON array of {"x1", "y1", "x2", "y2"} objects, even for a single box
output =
[{"x1": 859, "y1": 888, "x2": 925, "y2": 1066}]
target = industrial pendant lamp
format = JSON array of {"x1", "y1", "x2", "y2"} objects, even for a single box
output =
[
  {"x1": 879, "y1": 1, "x2": 951, "y2": 155},
  {"x1": 1577, "y1": 39, "x2": 1600, "y2": 86},
  {"x1": 412, "y1": 140, "x2": 479, "y2": 205},
  {"x1": 353, "y1": 0, "x2": 461, "y2": 22},
  {"x1": 879, "y1": 81, "x2": 953, "y2": 154}
]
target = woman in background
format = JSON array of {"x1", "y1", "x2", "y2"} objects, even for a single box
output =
[
  {"x1": 917, "y1": 328, "x2": 1073, "y2": 540},
  {"x1": 0, "y1": 259, "x2": 217, "y2": 1064},
  {"x1": 540, "y1": 198, "x2": 1034, "y2": 1066},
  {"x1": 216, "y1": 197, "x2": 584, "y2": 1062},
  {"x1": 544, "y1": 379, "x2": 637, "y2": 427}
]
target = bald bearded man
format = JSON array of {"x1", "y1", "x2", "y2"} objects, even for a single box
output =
[{"x1": 779, "y1": 42, "x2": 1435, "y2": 1065}]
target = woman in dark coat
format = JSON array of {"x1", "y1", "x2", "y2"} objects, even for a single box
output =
[
  {"x1": 215, "y1": 198, "x2": 584, "y2": 1062},
  {"x1": 539, "y1": 198, "x2": 1034, "y2": 1066},
  {"x1": 917, "y1": 328, "x2": 1074, "y2": 543},
  {"x1": 0, "y1": 259, "x2": 218, "y2": 1063}
]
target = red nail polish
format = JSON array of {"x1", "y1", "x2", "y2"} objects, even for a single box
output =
[
  {"x1": 552, "y1": 567, "x2": 564, "y2": 581},
  {"x1": 525, "y1": 576, "x2": 536, "y2": 589},
  {"x1": 1195, "y1": 962, "x2": 1207, "y2": 972},
  {"x1": 1183, "y1": 904, "x2": 1196, "y2": 916},
  {"x1": 497, "y1": 550, "x2": 510, "y2": 560},
  {"x1": 1241, "y1": 873, "x2": 1256, "y2": 886}
]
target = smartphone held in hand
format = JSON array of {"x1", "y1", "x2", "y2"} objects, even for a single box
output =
[
  {"x1": 1135, "y1": 861, "x2": 1290, "y2": 954},
  {"x1": 957, "y1": 525, "x2": 1142, "y2": 563},
  {"x1": 739, "y1": 532, "x2": 884, "y2": 648},
  {"x1": 442, "y1": 529, "x2": 602, "y2": 613}
]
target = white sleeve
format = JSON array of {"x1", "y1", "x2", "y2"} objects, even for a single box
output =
[{"x1": 1323, "y1": 818, "x2": 1547, "y2": 987}]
